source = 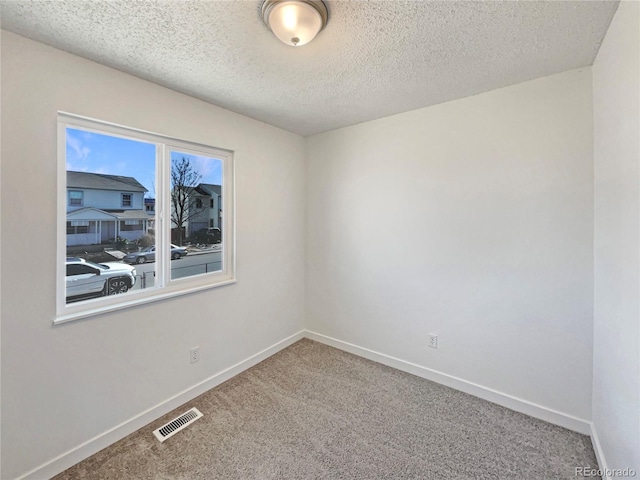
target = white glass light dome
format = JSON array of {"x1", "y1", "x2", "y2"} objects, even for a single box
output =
[{"x1": 262, "y1": 0, "x2": 328, "y2": 47}]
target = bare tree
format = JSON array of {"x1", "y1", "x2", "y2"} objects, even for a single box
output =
[{"x1": 171, "y1": 157, "x2": 203, "y2": 245}]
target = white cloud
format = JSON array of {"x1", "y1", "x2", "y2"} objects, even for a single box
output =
[
  {"x1": 66, "y1": 131, "x2": 91, "y2": 162},
  {"x1": 66, "y1": 161, "x2": 89, "y2": 172},
  {"x1": 190, "y1": 155, "x2": 222, "y2": 183}
]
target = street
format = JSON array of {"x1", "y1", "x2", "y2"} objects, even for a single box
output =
[{"x1": 131, "y1": 250, "x2": 223, "y2": 290}]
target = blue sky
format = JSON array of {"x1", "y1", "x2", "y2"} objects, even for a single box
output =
[{"x1": 66, "y1": 128, "x2": 223, "y2": 197}]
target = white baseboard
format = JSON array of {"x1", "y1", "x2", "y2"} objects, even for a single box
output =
[
  {"x1": 17, "y1": 329, "x2": 595, "y2": 480},
  {"x1": 589, "y1": 422, "x2": 611, "y2": 479},
  {"x1": 304, "y1": 330, "x2": 592, "y2": 435},
  {"x1": 17, "y1": 330, "x2": 306, "y2": 480}
]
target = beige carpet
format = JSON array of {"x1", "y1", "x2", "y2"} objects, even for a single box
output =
[{"x1": 54, "y1": 339, "x2": 598, "y2": 479}]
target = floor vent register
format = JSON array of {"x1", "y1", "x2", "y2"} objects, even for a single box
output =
[{"x1": 153, "y1": 407, "x2": 203, "y2": 442}]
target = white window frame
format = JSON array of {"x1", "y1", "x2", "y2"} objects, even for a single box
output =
[{"x1": 56, "y1": 112, "x2": 236, "y2": 324}]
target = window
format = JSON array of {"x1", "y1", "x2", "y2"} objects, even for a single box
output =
[
  {"x1": 120, "y1": 220, "x2": 143, "y2": 231},
  {"x1": 210, "y1": 198, "x2": 214, "y2": 208},
  {"x1": 68, "y1": 190, "x2": 83, "y2": 206},
  {"x1": 67, "y1": 264, "x2": 99, "y2": 276},
  {"x1": 67, "y1": 221, "x2": 89, "y2": 234},
  {"x1": 57, "y1": 113, "x2": 235, "y2": 323}
]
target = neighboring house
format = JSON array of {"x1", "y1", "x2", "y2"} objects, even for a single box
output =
[
  {"x1": 144, "y1": 198, "x2": 156, "y2": 231},
  {"x1": 181, "y1": 183, "x2": 222, "y2": 237},
  {"x1": 199, "y1": 183, "x2": 222, "y2": 230},
  {"x1": 67, "y1": 171, "x2": 152, "y2": 246}
]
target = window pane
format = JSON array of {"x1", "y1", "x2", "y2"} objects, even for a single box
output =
[
  {"x1": 69, "y1": 190, "x2": 83, "y2": 206},
  {"x1": 65, "y1": 128, "x2": 157, "y2": 304},
  {"x1": 170, "y1": 152, "x2": 223, "y2": 280}
]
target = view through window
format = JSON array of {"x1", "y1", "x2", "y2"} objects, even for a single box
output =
[
  {"x1": 169, "y1": 152, "x2": 223, "y2": 280},
  {"x1": 59, "y1": 115, "x2": 233, "y2": 321}
]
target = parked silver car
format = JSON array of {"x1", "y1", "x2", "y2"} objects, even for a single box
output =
[
  {"x1": 122, "y1": 244, "x2": 187, "y2": 264},
  {"x1": 66, "y1": 257, "x2": 136, "y2": 301}
]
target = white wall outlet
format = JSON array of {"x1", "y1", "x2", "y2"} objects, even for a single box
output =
[
  {"x1": 190, "y1": 347, "x2": 200, "y2": 364},
  {"x1": 428, "y1": 334, "x2": 438, "y2": 349}
]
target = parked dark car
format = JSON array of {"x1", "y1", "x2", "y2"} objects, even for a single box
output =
[
  {"x1": 122, "y1": 244, "x2": 187, "y2": 264},
  {"x1": 194, "y1": 227, "x2": 221, "y2": 244}
]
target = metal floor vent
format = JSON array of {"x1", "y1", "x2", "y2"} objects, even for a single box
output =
[{"x1": 153, "y1": 407, "x2": 203, "y2": 442}]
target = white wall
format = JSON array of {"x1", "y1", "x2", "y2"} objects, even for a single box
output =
[
  {"x1": 306, "y1": 69, "x2": 594, "y2": 422},
  {"x1": 592, "y1": 0, "x2": 640, "y2": 472},
  {"x1": 0, "y1": 31, "x2": 306, "y2": 479}
]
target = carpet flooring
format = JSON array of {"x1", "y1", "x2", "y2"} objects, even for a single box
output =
[{"x1": 54, "y1": 339, "x2": 599, "y2": 479}]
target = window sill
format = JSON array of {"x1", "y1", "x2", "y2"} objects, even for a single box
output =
[{"x1": 54, "y1": 277, "x2": 237, "y2": 325}]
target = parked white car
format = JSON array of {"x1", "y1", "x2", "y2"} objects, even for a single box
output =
[{"x1": 66, "y1": 257, "x2": 136, "y2": 301}]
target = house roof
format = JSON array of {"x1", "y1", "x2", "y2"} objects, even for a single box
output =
[
  {"x1": 107, "y1": 210, "x2": 150, "y2": 220},
  {"x1": 67, "y1": 207, "x2": 118, "y2": 221},
  {"x1": 193, "y1": 186, "x2": 210, "y2": 197},
  {"x1": 67, "y1": 171, "x2": 147, "y2": 193},
  {"x1": 197, "y1": 184, "x2": 221, "y2": 196},
  {"x1": 67, "y1": 206, "x2": 150, "y2": 221}
]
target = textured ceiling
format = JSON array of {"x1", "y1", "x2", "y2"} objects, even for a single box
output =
[{"x1": 0, "y1": 1, "x2": 619, "y2": 136}]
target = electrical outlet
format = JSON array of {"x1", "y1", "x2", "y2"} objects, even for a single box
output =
[
  {"x1": 428, "y1": 334, "x2": 438, "y2": 349},
  {"x1": 190, "y1": 347, "x2": 200, "y2": 364}
]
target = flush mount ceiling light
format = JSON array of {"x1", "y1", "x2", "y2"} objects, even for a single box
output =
[{"x1": 262, "y1": 0, "x2": 328, "y2": 47}]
